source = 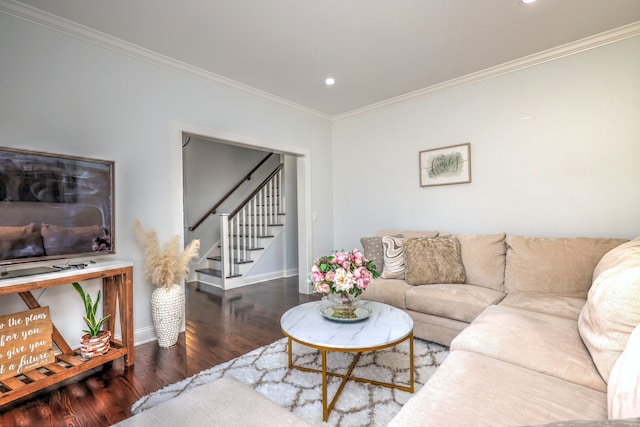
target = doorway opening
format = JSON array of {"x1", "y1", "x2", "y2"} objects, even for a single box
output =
[{"x1": 169, "y1": 121, "x2": 313, "y2": 294}]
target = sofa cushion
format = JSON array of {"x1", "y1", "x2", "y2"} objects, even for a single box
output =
[
  {"x1": 388, "y1": 350, "x2": 607, "y2": 427},
  {"x1": 579, "y1": 237, "x2": 640, "y2": 384},
  {"x1": 360, "y1": 278, "x2": 409, "y2": 309},
  {"x1": 404, "y1": 237, "x2": 465, "y2": 285},
  {"x1": 499, "y1": 293, "x2": 586, "y2": 321},
  {"x1": 406, "y1": 311, "x2": 468, "y2": 346},
  {"x1": 504, "y1": 236, "x2": 627, "y2": 297},
  {"x1": 451, "y1": 305, "x2": 607, "y2": 392},
  {"x1": 360, "y1": 236, "x2": 385, "y2": 274},
  {"x1": 455, "y1": 233, "x2": 506, "y2": 292},
  {"x1": 405, "y1": 284, "x2": 504, "y2": 323},
  {"x1": 381, "y1": 235, "x2": 405, "y2": 279},
  {"x1": 608, "y1": 323, "x2": 640, "y2": 420}
]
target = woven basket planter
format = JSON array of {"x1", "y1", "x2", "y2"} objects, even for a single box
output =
[
  {"x1": 80, "y1": 330, "x2": 111, "y2": 358},
  {"x1": 151, "y1": 284, "x2": 185, "y2": 348}
]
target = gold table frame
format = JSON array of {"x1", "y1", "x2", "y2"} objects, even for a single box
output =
[{"x1": 283, "y1": 331, "x2": 414, "y2": 422}]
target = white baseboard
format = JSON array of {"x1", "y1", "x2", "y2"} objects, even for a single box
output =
[
  {"x1": 133, "y1": 325, "x2": 160, "y2": 346},
  {"x1": 245, "y1": 268, "x2": 299, "y2": 284}
]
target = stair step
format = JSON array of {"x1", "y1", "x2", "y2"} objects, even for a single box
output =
[
  {"x1": 217, "y1": 245, "x2": 265, "y2": 250},
  {"x1": 237, "y1": 223, "x2": 284, "y2": 227},
  {"x1": 231, "y1": 234, "x2": 274, "y2": 238},
  {"x1": 196, "y1": 268, "x2": 242, "y2": 279},
  {"x1": 208, "y1": 256, "x2": 254, "y2": 265}
]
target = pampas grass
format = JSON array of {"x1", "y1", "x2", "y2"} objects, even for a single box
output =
[{"x1": 135, "y1": 220, "x2": 200, "y2": 289}]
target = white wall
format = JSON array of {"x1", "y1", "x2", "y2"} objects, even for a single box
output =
[
  {"x1": 332, "y1": 35, "x2": 640, "y2": 249},
  {"x1": 0, "y1": 12, "x2": 332, "y2": 345}
]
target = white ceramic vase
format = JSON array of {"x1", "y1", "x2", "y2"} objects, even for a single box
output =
[{"x1": 151, "y1": 283, "x2": 185, "y2": 347}]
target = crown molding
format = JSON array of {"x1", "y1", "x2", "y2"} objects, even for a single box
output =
[
  {"x1": 0, "y1": 0, "x2": 332, "y2": 122},
  {"x1": 1, "y1": 1, "x2": 637, "y2": 123},
  {"x1": 334, "y1": 21, "x2": 640, "y2": 122}
]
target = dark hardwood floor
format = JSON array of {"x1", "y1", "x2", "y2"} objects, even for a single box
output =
[{"x1": 0, "y1": 276, "x2": 319, "y2": 426}]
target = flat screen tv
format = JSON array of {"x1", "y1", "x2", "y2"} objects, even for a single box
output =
[{"x1": 0, "y1": 147, "x2": 115, "y2": 268}]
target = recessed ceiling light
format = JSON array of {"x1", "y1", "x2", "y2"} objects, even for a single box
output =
[
  {"x1": 520, "y1": 0, "x2": 537, "y2": 4},
  {"x1": 325, "y1": 77, "x2": 336, "y2": 86}
]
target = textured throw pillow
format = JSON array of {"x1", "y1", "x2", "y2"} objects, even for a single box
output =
[
  {"x1": 381, "y1": 235, "x2": 405, "y2": 279},
  {"x1": 608, "y1": 323, "x2": 640, "y2": 419},
  {"x1": 578, "y1": 237, "x2": 640, "y2": 383},
  {"x1": 360, "y1": 236, "x2": 384, "y2": 274},
  {"x1": 404, "y1": 237, "x2": 466, "y2": 285}
]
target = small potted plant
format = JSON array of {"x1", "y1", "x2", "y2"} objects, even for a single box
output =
[{"x1": 73, "y1": 282, "x2": 111, "y2": 358}]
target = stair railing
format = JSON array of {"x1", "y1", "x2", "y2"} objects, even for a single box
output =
[
  {"x1": 188, "y1": 153, "x2": 273, "y2": 232},
  {"x1": 219, "y1": 163, "x2": 284, "y2": 280}
]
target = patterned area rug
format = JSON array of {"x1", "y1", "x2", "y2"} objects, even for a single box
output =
[{"x1": 132, "y1": 337, "x2": 449, "y2": 426}]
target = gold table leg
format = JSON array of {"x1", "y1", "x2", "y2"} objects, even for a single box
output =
[
  {"x1": 285, "y1": 331, "x2": 415, "y2": 422},
  {"x1": 322, "y1": 350, "x2": 328, "y2": 421}
]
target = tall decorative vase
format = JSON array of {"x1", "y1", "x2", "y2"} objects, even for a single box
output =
[{"x1": 151, "y1": 283, "x2": 185, "y2": 348}]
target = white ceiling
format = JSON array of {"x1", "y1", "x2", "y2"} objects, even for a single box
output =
[{"x1": 15, "y1": 0, "x2": 640, "y2": 116}]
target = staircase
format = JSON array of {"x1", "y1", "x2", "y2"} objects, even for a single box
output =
[{"x1": 194, "y1": 160, "x2": 285, "y2": 290}]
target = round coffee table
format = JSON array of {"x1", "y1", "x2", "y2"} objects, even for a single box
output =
[{"x1": 280, "y1": 300, "x2": 414, "y2": 421}]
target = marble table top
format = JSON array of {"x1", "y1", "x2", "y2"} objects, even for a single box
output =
[{"x1": 280, "y1": 300, "x2": 413, "y2": 350}]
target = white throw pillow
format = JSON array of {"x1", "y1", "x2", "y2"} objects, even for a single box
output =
[
  {"x1": 381, "y1": 236, "x2": 405, "y2": 279},
  {"x1": 578, "y1": 238, "x2": 640, "y2": 382},
  {"x1": 608, "y1": 323, "x2": 640, "y2": 419}
]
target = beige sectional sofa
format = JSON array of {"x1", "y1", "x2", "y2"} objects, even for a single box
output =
[
  {"x1": 117, "y1": 231, "x2": 640, "y2": 426},
  {"x1": 360, "y1": 231, "x2": 625, "y2": 346},
  {"x1": 360, "y1": 231, "x2": 640, "y2": 426}
]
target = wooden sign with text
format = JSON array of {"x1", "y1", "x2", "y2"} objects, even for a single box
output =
[{"x1": 0, "y1": 307, "x2": 54, "y2": 381}]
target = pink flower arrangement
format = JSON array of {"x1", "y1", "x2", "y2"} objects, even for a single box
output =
[{"x1": 310, "y1": 249, "x2": 380, "y2": 297}]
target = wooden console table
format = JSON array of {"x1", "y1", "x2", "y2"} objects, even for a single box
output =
[{"x1": 0, "y1": 260, "x2": 134, "y2": 406}]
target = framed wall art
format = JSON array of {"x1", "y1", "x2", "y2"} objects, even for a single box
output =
[{"x1": 419, "y1": 143, "x2": 471, "y2": 187}]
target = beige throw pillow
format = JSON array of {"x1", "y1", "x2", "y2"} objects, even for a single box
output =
[
  {"x1": 608, "y1": 323, "x2": 640, "y2": 419},
  {"x1": 381, "y1": 236, "x2": 405, "y2": 279},
  {"x1": 578, "y1": 237, "x2": 640, "y2": 383},
  {"x1": 404, "y1": 237, "x2": 465, "y2": 285}
]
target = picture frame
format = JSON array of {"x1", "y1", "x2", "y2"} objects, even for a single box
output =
[{"x1": 419, "y1": 143, "x2": 471, "y2": 187}]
